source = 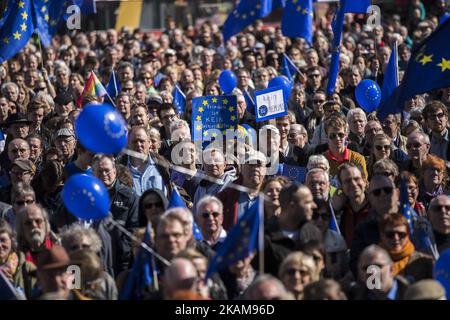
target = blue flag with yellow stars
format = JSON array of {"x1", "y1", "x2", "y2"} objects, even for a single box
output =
[
  {"x1": 173, "y1": 85, "x2": 186, "y2": 115},
  {"x1": 192, "y1": 95, "x2": 238, "y2": 148},
  {"x1": 385, "y1": 19, "x2": 450, "y2": 113},
  {"x1": 0, "y1": 0, "x2": 35, "y2": 63},
  {"x1": 205, "y1": 199, "x2": 261, "y2": 281},
  {"x1": 276, "y1": 163, "x2": 307, "y2": 183},
  {"x1": 343, "y1": 0, "x2": 371, "y2": 13},
  {"x1": 222, "y1": 0, "x2": 279, "y2": 42},
  {"x1": 73, "y1": 0, "x2": 97, "y2": 14},
  {"x1": 399, "y1": 177, "x2": 418, "y2": 235},
  {"x1": 281, "y1": 0, "x2": 314, "y2": 45},
  {"x1": 377, "y1": 42, "x2": 399, "y2": 120},
  {"x1": 326, "y1": 0, "x2": 346, "y2": 96},
  {"x1": 33, "y1": 0, "x2": 68, "y2": 48},
  {"x1": 0, "y1": 1, "x2": 13, "y2": 29}
]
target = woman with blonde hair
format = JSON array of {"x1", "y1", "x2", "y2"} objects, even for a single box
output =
[{"x1": 278, "y1": 251, "x2": 319, "y2": 300}]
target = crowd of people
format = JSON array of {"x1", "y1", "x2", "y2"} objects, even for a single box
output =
[{"x1": 0, "y1": 0, "x2": 449, "y2": 300}]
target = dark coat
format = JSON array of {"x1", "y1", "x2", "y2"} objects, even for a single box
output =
[{"x1": 348, "y1": 276, "x2": 410, "y2": 300}]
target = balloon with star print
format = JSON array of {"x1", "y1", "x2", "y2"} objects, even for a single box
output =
[
  {"x1": 75, "y1": 103, "x2": 128, "y2": 155},
  {"x1": 355, "y1": 79, "x2": 382, "y2": 112},
  {"x1": 62, "y1": 174, "x2": 110, "y2": 220}
]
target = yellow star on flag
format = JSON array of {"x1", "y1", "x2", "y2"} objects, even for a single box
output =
[
  {"x1": 212, "y1": 97, "x2": 218, "y2": 103},
  {"x1": 303, "y1": 8, "x2": 308, "y2": 15},
  {"x1": 256, "y1": 3, "x2": 261, "y2": 9},
  {"x1": 18, "y1": 1, "x2": 25, "y2": 8},
  {"x1": 419, "y1": 54, "x2": 433, "y2": 65},
  {"x1": 292, "y1": 0, "x2": 298, "y2": 3},
  {"x1": 242, "y1": 14, "x2": 247, "y2": 19},
  {"x1": 222, "y1": 98, "x2": 228, "y2": 105},
  {"x1": 250, "y1": 11, "x2": 255, "y2": 16},
  {"x1": 13, "y1": 31, "x2": 21, "y2": 40},
  {"x1": 45, "y1": 14, "x2": 49, "y2": 21},
  {"x1": 229, "y1": 126, "x2": 235, "y2": 131},
  {"x1": 296, "y1": 5, "x2": 302, "y2": 12},
  {"x1": 202, "y1": 100, "x2": 208, "y2": 106},
  {"x1": 196, "y1": 124, "x2": 202, "y2": 131},
  {"x1": 41, "y1": 6, "x2": 47, "y2": 13},
  {"x1": 2, "y1": 37, "x2": 9, "y2": 44},
  {"x1": 198, "y1": 107, "x2": 204, "y2": 113},
  {"x1": 196, "y1": 115, "x2": 201, "y2": 121},
  {"x1": 228, "y1": 106, "x2": 235, "y2": 112},
  {"x1": 437, "y1": 58, "x2": 450, "y2": 72},
  {"x1": 212, "y1": 132, "x2": 218, "y2": 138},
  {"x1": 203, "y1": 131, "x2": 209, "y2": 137},
  {"x1": 20, "y1": 23, "x2": 27, "y2": 31},
  {"x1": 44, "y1": 0, "x2": 49, "y2": 2},
  {"x1": 230, "y1": 115, "x2": 236, "y2": 121},
  {"x1": 21, "y1": 12, "x2": 28, "y2": 20}
]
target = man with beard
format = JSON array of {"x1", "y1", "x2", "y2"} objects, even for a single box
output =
[{"x1": 16, "y1": 204, "x2": 59, "y2": 266}]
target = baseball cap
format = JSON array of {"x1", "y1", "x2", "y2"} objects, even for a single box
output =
[
  {"x1": 243, "y1": 150, "x2": 267, "y2": 165},
  {"x1": 54, "y1": 128, "x2": 75, "y2": 140},
  {"x1": 54, "y1": 92, "x2": 74, "y2": 105},
  {"x1": 11, "y1": 158, "x2": 36, "y2": 173}
]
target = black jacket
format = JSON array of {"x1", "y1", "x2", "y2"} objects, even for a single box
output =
[
  {"x1": 293, "y1": 143, "x2": 329, "y2": 167},
  {"x1": 347, "y1": 276, "x2": 410, "y2": 300}
]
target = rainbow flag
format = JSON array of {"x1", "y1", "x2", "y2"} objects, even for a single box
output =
[{"x1": 77, "y1": 71, "x2": 107, "y2": 107}]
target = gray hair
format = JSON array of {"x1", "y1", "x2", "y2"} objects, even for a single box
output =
[
  {"x1": 409, "y1": 130, "x2": 430, "y2": 145},
  {"x1": 347, "y1": 108, "x2": 367, "y2": 123},
  {"x1": 306, "y1": 168, "x2": 329, "y2": 183},
  {"x1": 1, "y1": 82, "x2": 19, "y2": 95},
  {"x1": 358, "y1": 244, "x2": 392, "y2": 267},
  {"x1": 16, "y1": 204, "x2": 51, "y2": 251},
  {"x1": 195, "y1": 196, "x2": 223, "y2": 216},
  {"x1": 307, "y1": 155, "x2": 330, "y2": 172},
  {"x1": 60, "y1": 224, "x2": 102, "y2": 253},
  {"x1": 165, "y1": 207, "x2": 193, "y2": 226},
  {"x1": 11, "y1": 182, "x2": 36, "y2": 204},
  {"x1": 169, "y1": 119, "x2": 189, "y2": 135},
  {"x1": 244, "y1": 274, "x2": 290, "y2": 300},
  {"x1": 373, "y1": 158, "x2": 399, "y2": 177}
]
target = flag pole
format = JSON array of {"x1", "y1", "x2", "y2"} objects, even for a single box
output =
[
  {"x1": 394, "y1": 41, "x2": 399, "y2": 86},
  {"x1": 258, "y1": 193, "x2": 265, "y2": 275},
  {"x1": 147, "y1": 222, "x2": 159, "y2": 291}
]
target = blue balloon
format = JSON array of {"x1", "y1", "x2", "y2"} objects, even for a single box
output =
[
  {"x1": 75, "y1": 103, "x2": 128, "y2": 154},
  {"x1": 218, "y1": 70, "x2": 237, "y2": 94},
  {"x1": 268, "y1": 76, "x2": 292, "y2": 101},
  {"x1": 434, "y1": 248, "x2": 450, "y2": 299},
  {"x1": 355, "y1": 79, "x2": 382, "y2": 112},
  {"x1": 62, "y1": 174, "x2": 110, "y2": 220}
]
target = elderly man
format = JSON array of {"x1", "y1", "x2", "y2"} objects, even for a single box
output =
[
  {"x1": 218, "y1": 150, "x2": 267, "y2": 230},
  {"x1": 244, "y1": 274, "x2": 291, "y2": 300},
  {"x1": 382, "y1": 113, "x2": 407, "y2": 153},
  {"x1": 53, "y1": 128, "x2": 77, "y2": 164},
  {"x1": 363, "y1": 119, "x2": 384, "y2": 156},
  {"x1": 288, "y1": 124, "x2": 308, "y2": 149},
  {"x1": 400, "y1": 130, "x2": 431, "y2": 178},
  {"x1": 265, "y1": 184, "x2": 321, "y2": 276},
  {"x1": 351, "y1": 245, "x2": 409, "y2": 300},
  {"x1": 422, "y1": 101, "x2": 449, "y2": 161},
  {"x1": 306, "y1": 168, "x2": 333, "y2": 203},
  {"x1": 0, "y1": 138, "x2": 30, "y2": 187},
  {"x1": 428, "y1": 195, "x2": 450, "y2": 254},
  {"x1": 0, "y1": 158, "x2": 36, "y2": 204},
  {"x1": 193, "y1": 148, "x2": 236, "y2": 208},
  {"x1": 195, "y1": 196, "x2": 227, "y2": 250},
  {"x1": 3, "y1": 112, "x2": 31, "y2": 140},
  {"x1": 155, "y1": 214, "x2": 190, "y2": 263},
  {"x1": 120, "y1": 126, "x2": 170, "y2": 197},
  {"x1": 347, "y1": 108, "x2": 367, "y2": 154},
  {"x1": 16, "y1": 204, "x2": 59, "y2": 266},
  {"x1": 53, "y1": 92, "x2": 75, "y2": 118}
]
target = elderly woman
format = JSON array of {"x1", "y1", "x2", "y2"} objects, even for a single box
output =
[
  {"x1": 379, "y1": 214, "x2": 434, "y2": 282},
  {"x1": 418, "y1": 155, "x2": 449, "y2": 208},
  {"x1": 261, "y1": 176, "x2": 290, "y2": 221},
  {"x1": 366, "y1": 133, "x2": 408, "y2": 178},
  {"x1": 0, "y1": 219, "x2": 36, "y2": 298},
  {"x1": 278, "y1": 251, "x2": 319, "y2": 300}
]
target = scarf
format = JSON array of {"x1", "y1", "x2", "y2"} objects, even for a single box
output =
[
  {"x1": 0, "y1": 252, "x2": 19, "y2": 279},
  {"x1": 382, "y1": 238, "x2": 415, "y2": 276}
]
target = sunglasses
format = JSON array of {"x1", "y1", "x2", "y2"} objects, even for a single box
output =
[
  {"x1": 200, "y1": 211, "x2": 220, "y2": 219},
  {"x1": 384, "y1": 231, "x2": 408, "y2": 239},
  {"x1": 312, "y1": 212, "x2": 330, "y2": 221},
  {"x1": 371, "y1": 187, "x2": 393, "y2": 197},
  {"x1": 375, "y1": 145, "x2": 390, "y2": 151},
  {"x1": 328, "y1": 132, "x2": 346, "y2": 140},
  {"x1": 144, "y1": 202, "x2": 163, "y2": 209}
]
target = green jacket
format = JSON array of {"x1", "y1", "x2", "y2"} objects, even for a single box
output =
[{"x1": 12, "y1": 251, "x2": 37, "y2": 299}]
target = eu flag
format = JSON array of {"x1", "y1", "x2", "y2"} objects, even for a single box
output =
[
  {"x1": 173, "y1": 85, "x2": 186, "y2": 115},
  {"x1": 73, "y1": 0, "x2": 97, "y2": 14},
  {"x1": 168, "y1": 187, "x2": 203, "y2": 241},
  {"x1": 326, "y1": 0, "x2": 346, "y2": 96},
  {"x1": 119, "y1": 224, "x2": 157, "y2": 300},
  {"x1": 399, "y1": 177, "x2": 418, "y2": 235},
  {"x1": 377, "y1": 42, "x2": 399, "y2": 120},
  {"x1": 276, "y1": 164, "x2": 307, "y2": 183},
  {"x1": 0, "y1": 0, "x2": 35, "y2": 63},
  {"x1": 281, "y1": 0, "x2": 314, "y2": 45},
  {"x1": 283, "y1": 53, "x2": 300, "y2": 76},
  {"x1": 0, "y1": 1, "x2": 13, "y2": 29},
  {"x1": 34, "y1": 0, "x2": 68, "y2": 48},
  {"x1": 105, "y1": 70, "x2": 121, "y2": 105},
  {"x1": 205, "y1": 199, "x2": 261, "y2": 280},
  {"x1": 385, "y1": 19, "x2": 450, "y2": 113},
  {"x1": 281, "y1": 54, "x2": 293, "y2": 83},
  {"x1": 343, "y1": 0, "x2": 371, "y2": 13},
  {"x1": 222, "y1": 0, "x2": 276, "y2": 42},
  {"x1": 329, "y1": 205, "x2": 341, "y2": 235}
]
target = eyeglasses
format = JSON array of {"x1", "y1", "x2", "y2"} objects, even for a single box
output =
[
  {"x1": 375, "y1": 145, "x2": 390, "y2": 151},
  {"x1": 144, "y1": 202, "x2": 163, "y2": 209},
  {"x1": 312, "y1": 212, "x2": 330, "y2": 221},
  {"x1": 328, "y1": 132, "x2": 346, "y2": 140},
  {"x1": 370, "y1": 187, "x2": 393, "y2": 197},
  {"x1": 406, "y1": 142, "x2": 423, "y2": 150},
  {"x1": 428, "y1": 112, "x2": 445, "y2": 120},
  {"x1": 200, "y1": 211, "x2": 220, "y2": 219},
  {"x1": 15, "y1": 199, "x2": 35, "y2": 206},
  {"x1": 384, "y1": 231, "x2": 408, "y2": 239}
]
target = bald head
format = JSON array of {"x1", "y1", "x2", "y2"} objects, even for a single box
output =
[
  {"x1": 163, "y1": 258, "x2": 198, "y2": 299},
  {"x1": 8, "y1": 138, "x2": 30, "y2": 162},
  {"x1": 428, "y1": 195, "x2": 450, "y2": 234}
]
